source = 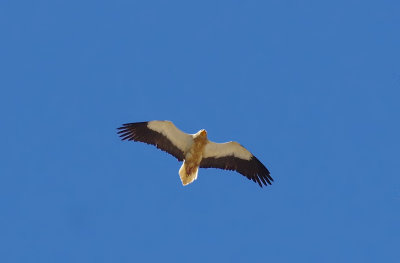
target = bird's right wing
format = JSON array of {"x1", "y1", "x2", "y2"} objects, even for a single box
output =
[{"x1": 117, "y1": 121, "x2": 193, "y2": 161}]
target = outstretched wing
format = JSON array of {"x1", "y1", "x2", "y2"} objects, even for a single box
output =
[
  {"x1": 117, "y1": 121, "x2": 193, "y2": 161},
  {"x1": 200, "y1": 141, "x2": 272, "y2": 187}
]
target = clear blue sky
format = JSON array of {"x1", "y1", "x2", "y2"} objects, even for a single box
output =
[{"x1": 1, "y1": 0, "x2": 399, "y2": 262}]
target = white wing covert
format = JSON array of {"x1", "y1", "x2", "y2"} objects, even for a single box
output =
[
  {"x1": 117, "y1": 121, "x2": 193, "y2": 161},
  {"x1": 200, "y1": 141, "x2": 272, "y2": 187}
]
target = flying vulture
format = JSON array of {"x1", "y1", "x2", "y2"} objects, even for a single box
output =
[{"x1": 117, "y1": 120, "x2": 272, "y2": 187}]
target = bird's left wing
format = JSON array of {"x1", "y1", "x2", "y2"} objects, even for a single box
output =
[
  {"x1": 200, "y1": 141, "x2": 272, "y2": 187},
  {"x1": 117, "y1": 121, "x2": 193, "y2": 161}
]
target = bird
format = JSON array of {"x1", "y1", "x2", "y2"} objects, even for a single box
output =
[{"x1": 117, "y1": 120, "x2": 273, "y2": 187}]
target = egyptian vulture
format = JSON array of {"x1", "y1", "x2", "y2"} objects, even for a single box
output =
[{"x1": 117, "y1": 120, "x2": 272, "y2": 187}]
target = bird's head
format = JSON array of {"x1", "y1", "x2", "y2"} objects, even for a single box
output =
[{"x1": 200, "y1": 129, "x2": 207, "y2": 137}]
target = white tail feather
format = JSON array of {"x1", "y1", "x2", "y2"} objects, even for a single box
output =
[{"x1": 179, "y1": 161, "x2": 199, "y2": 186}]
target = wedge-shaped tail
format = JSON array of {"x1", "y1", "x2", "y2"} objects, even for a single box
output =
[{"x1": 179, "y1": 161, "x2": 199, "y2": 186}]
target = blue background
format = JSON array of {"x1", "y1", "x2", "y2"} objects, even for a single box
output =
[{"x1": 1, "y1": 0, "x2": 399, "y2": 262}]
